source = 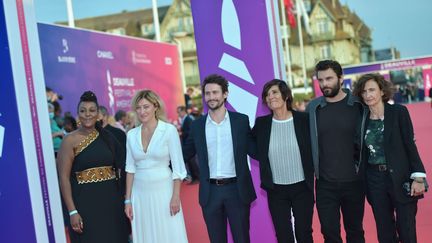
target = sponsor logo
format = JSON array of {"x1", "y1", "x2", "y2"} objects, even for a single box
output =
[
  {"x1": 132, "y1": 51, "x2": 151, "y2": 64},
  {"x1": 112, "y1": 77, "x2": 135, "y2": 87},
  {"x1": 165, "y1": 57, "x2": 172, "y2": 65},
  {"x1": 114, "y1": 89, "x2": 133, "y2": 97},
  {"x1": 116, "y1": 100, "x2": 131, "y2": 109},
  {"x1": 380, "y1": 59, "x2": 416, "y2": 70},
  {"x1": 58, "y1": 38, "x2": 76, "y2": 63},
  {"x1": 62, "y1": 38, "x2": 69, "y2": 53},
  {"x1": 0, "y1": 125, "x2": 4, "y2": 158},
  {"x1": 97, "y1": 50, "x2": 114, "y2": 59}
]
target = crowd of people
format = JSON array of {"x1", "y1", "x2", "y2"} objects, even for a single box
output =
[{"x1": 47, "y1": 59, "x2": 428, "y2": 243}]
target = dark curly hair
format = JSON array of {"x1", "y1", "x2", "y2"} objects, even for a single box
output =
[
  {"x1": 315, "y1": 60, "x2": 343, "y2": 79},
  {"x1": 78, "y1": 91, "x2": 99, "y2": 109},
  {"x1": 352, "y1": 73, "x2": 395, "y2": 103},
  {"x1": 201, "y1": 74, "x2": 229, "y2": 102}
]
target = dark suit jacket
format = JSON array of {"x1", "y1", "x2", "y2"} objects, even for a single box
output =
[
  {"x1": 251, "y1": 111, "x2": 314, "y2": 191},
  {"x1": 180, "y1": 115, "x2": 193, "y2": 145},
  {"x1": 183, "y1": 111, "x2": 257, "y2": 206},
  {"x1": 104, "y1": 124, "x2": 127, "y2": 194},
  {"x1": 362, "y1": 103, "x2": 426, "y2": 203}
]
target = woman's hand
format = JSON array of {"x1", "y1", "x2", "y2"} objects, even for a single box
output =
[
  {"x1": 125, "y1": 203, "x2": 133, "y2": 221},
  {"x1": 70, "y1": 213, "x2": 83, "y2": 234},
  {"x1": 170, "y1": 195, "x2": 181, "y2": 216},
  {"x1": 411, "y1": 180, "x2": 426, "y2": 196}
]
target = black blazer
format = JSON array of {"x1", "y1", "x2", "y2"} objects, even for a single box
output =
[
  {"x1": 182, "y1": 111, "x2": 257, "y2": 206},
  {"x1": 180, "y1": 115, "x2": 193, "y2": 145},
  {"x1": 251, "y1": 111, "x2": 314, "y2": 191},
  {"x1": 362, "y1": 103, "x2": 426, "y2": 203}
]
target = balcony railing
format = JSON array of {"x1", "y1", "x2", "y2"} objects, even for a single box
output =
[{"x1": 311, "y1": 32, "x2": 334, "y2": 42}]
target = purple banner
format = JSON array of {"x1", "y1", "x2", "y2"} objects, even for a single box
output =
[
  {"x1": 0, "y1": 1, "x2": 37, "y2": 242},
  {"x1": 38, "y1": 23, "x2": 184, "y2": 122},
  {"x1": 192, "y1": 0, "x2": 284, "y2": 242}
]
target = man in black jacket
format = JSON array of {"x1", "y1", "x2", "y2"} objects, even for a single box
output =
[
  {"x1": 307, "y1": 60, "x2": 367, "y2": 243},
  {"x1": 99, "y1": 106, "x2": 126, "y2": 194},
  {"x1": 177, "y1": 106, "x2": 199, "y2": 182}
]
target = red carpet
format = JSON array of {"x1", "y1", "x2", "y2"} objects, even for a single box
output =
[{"x1": 181, "y1": 102, "x2": 432, "y2": 243}]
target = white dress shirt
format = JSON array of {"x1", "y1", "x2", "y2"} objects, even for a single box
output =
[{"x1": 205, "y1": 111, "x2": 236, "y2": 179}]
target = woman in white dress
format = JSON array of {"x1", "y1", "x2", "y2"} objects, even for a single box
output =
[{"x1": 124, "y1": 90, "x2": 188, "y2": 243}]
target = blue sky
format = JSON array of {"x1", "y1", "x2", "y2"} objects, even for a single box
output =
[{"x1": 35, "y1": 0, "x2": 432, "y2": 59}]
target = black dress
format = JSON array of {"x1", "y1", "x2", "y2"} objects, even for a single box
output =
[{"x1": 69, "y1": 133, "x2": 128, "y2": 243}]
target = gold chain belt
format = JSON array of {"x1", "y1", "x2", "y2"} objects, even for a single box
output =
[{"x1": 75, "y1": 166, "x2": 116, "y2": 184}]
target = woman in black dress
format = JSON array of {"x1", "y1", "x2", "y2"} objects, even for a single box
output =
[{"x1": 57, "y1": 91, "x2": 128, "y2": 242}]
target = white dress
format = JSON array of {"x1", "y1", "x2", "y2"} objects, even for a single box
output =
[{"x1": 125, "y1": 120, "x2": 188, "y2": 243}]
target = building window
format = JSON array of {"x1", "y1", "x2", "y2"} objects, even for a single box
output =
[
  {"x1": 185, "y1": 17, "x2": 193, "y2": 27},
  {"x1": 303, "y1": 0, "x2": 311, "y2": 12},
  {"x1": 107, "y1": 28, "x2": 125, "y2": 36},
  {"x1": 320, "y1": 44, "x2": 331, "y2": 59},
  {"x1": 317, "y1": 18, "x2": 329, "y2": 34},
  {"x1": 140, "y1": 24, "x2": 154, "y2": 35}
]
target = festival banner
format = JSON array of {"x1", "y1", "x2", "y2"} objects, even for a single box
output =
[
  {"x1": 1, "y1": 1, "x2": 66, "y2": 242},
  {"x1": 344, "y1": 55, "x2": 432, "y2": 75},
  {"x1": 192, "y1": 0, "x2": 285, "y2": 242},
  {"x1": 38, "y1": 23, "x2": 184, "y2": 121}
]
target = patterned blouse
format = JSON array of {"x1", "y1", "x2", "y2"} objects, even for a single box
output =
[{"x1": 365, "y1": 119, "x2": 386, "y2": 165}]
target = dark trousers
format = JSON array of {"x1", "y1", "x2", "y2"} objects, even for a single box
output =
[
  {"x1": 267, "y1": 181, "x2": 314, "y2": 243},
  {"x1": 366, "y1": 168, "x2": 418, "y2": 243},
  {"x1": 202, "y1": 183, "x2": 251, "y2": 243},
  {"x1": 316, "y1": 179, "x2": 365, "y2": 243}
]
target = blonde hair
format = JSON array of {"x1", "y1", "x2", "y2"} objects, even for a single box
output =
[{"x1": 131, "y1": 90, "x2": 166, "y2": 121}]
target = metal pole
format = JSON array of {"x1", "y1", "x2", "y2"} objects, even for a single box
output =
[
  {"x1": 65, "y1": 0, "x2": 75, "y2": 28},
  {"x1": 296, "y1": 0, "x2": 308, "y2": 90},
  {"x1": 151, "y1": 0, "x2": 161, "y2": 42},
  {"x1": 173, "y1": 39, "x2": 187, "y2": 92},
  {"x1": 279, "y1": 0, "x2": 293, "y2": 87}
]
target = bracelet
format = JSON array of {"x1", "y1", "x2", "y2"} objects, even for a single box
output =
[
  {"x1": 69, "y1": 210, "x2": 78, "y2": 216},
  {"x1": 124, "y1": 199, "x2": 131, "y2": 204}
]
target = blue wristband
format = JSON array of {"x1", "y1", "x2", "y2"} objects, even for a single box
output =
[
  {"x1": 69, "y1": 210, "x2": 78, "y2": 216},
  {"x1": 124, "y1": 199, "x2": 131, "y2": 204}
]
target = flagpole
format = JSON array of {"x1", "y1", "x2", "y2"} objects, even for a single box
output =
[
  {"x1": 296, "y1": 0, "x2": 308, "y2": 90},
  {"x1": 280, "y1": 0, "x2": 293, "y2": 88},
  {"x1": 65, "y1": 0, "x2": 75, "y2": 28},
  {"x1": 151, "y1": 0, "x2": 161, "y2": 42}
]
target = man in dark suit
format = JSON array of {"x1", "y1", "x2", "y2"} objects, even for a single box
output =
[
  {"x1": 177, "y1": 105, "x2": 199, "y2": 182},
  {"x1": 183, "y1": 74, "x2": 257, "y2": 243},
  {"x1": 99, "y1": 106, "x2": 126, "y2": 194}
]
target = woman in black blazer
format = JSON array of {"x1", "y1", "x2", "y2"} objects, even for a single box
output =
[
  {"x1": 353, "y1": 73, "x2": 427, "y2": 243},
  {"x1": 251, "y1": 79, "x2": 314, "y2": 243}
]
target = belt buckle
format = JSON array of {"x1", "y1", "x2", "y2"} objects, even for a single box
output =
[
  {"x1": 215, "y1": 179, "x2": 224, "y2": 186},
  {"x1": 378, "y1": 164, "x2": 387, "y2": 171}
]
